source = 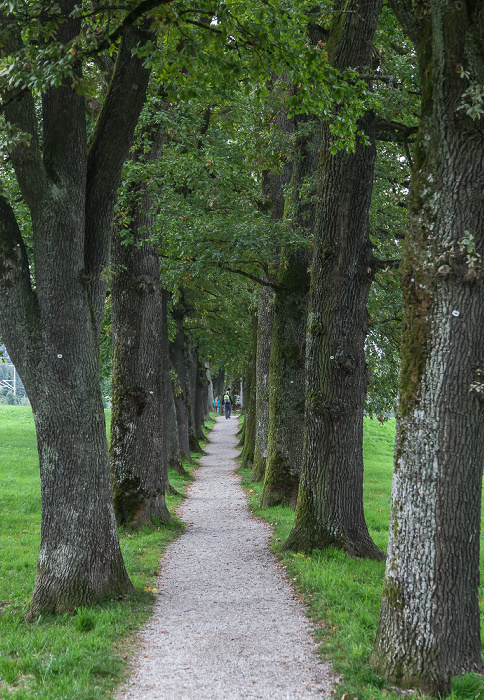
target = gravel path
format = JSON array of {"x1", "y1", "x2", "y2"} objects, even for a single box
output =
[{"x1": 118, "y1": 415, "x2": 334, "y2": 699}]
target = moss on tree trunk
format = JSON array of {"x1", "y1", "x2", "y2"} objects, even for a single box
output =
[
  {"x1": 241, "y1": 312, "x2": 258, "y2": 469},
  {"x1": 283, "y1": 0, "x2": 384, "y2": 560},
  {"x1": 370, "y1": 0, "x2": 484, "y2": 689}
]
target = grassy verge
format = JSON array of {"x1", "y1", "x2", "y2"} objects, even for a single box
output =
[
  {"x1": 237, "y1": 418, "x2": 484, "y2": 700},
  {"x1": 0, "y1": 405, "x2": 212, "y2": 700}
]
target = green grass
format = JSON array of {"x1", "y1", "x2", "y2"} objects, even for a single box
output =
[
  {"x1": 2, "y1": 408, "x2": 484, "y2": 699},
  {"x1": 238, "y1": 417, "x2": 484, "y2": 700},
  {"x1": 0, "y1": 405, "x2": 208, "y2": 699}
]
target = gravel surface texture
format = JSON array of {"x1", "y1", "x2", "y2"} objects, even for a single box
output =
[{"x1": 118, "y1": 415, "x2": 334, "y2": 699}]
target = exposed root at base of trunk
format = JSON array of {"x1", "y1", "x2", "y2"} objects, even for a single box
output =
[
  {"x1": 27, "y1": 567, "x2": 134, "y2": 620},
  {"x1": 281, "y1": 525, "x2": 385, "y2": 561}
]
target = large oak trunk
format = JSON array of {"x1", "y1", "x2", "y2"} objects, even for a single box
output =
[
  {"x1": 240, "y1": 312, "x2": 258, "y2": 468},
  {"x1": 187, "y1": 344, "x2": 203, "y2": 452},
  {"x1": 0, "y1": 6, "x2": 152, "y2": 613},
  {"x1": 170, "y1": 303, "x2": 193, "y2": 462},
  {"x1": 192, "y1": 350, "x2": 206, "y2": 442},
  {"x1": 31, "y1": 359, "x2": 132, "y2": 613},
  {"x1": 261, "y1": 112, "x2": 317, "y2": 508},
  {"x1": 283, "y1": 0, "x2": 384, "y2": 559},
  {"x1": 261, "y1": 249, "x2": 309, "y2": 507},
  {"x1": 370, "y1": 0, "x2": 484, "y2": 690},
  {"x1": 162, "y1": 293, "x2": 186, "y2": 475},
  {"x1": 110, "y1": 230, "x2": 173, "y2": 527},
  {"x1": 252, "y1": 286, "x2": 275, "y2": 481}
]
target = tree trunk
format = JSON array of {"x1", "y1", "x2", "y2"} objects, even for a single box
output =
[
  {"x1": 370, "y1": 0, "x2": 484, "y2": 690},
  {"x1": 261, "y1": 249, "x2": 310, "y2": 507},
  {"x1": 187, "y1": 344, "x2": 203, "y2": 452},
  {"x1": 261, "y1": 111, "x2": 315, "y2": 508},
  {"x1": 110, "y1": 223, "x2": 173, "y2": 527},
  {"x1": 170, "y1": 304, "x2": 192, "y2": 463},
  {"x1": 283, "y1": 0, "x2": 384, "y2": 559},
  {"x1": 0, "y1": 7, "x2": 152, "y2": 613},
  {"x1": 162, "y1": 292, "x2": 186, "y2": 475},
  {"x1": 193, "y1": 351, "x2": 206, "y2": 442},
  {"x1": 252, "y1": 285, "x2": 275, "y2": 481},
  {"x1": 240, "y1": 312, "x2": 258, "y2": 469},
  {"x1": 204, "y1": 364, "x2": 213, "y2": 420}
]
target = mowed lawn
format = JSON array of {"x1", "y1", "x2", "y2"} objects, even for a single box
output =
[
  {"x1": 238, "y1": 417, "x2": 484, "y2": 700},
  {"x1": 0, "y1": 405, "x2": 195, "y2": 699},
  {"x1": 1, "y1": 406, "x2": 483, "y2": 699}
]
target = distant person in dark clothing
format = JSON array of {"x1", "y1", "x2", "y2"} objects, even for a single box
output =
[{"x1": 222, "y1": 388, "x2": 232, "y2": 419}]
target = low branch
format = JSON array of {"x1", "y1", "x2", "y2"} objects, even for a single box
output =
[
  {"x1": 0, "y1": 194, "x2": 40, "y2": 379},
  {"x1": 375, "y1": 117, "x2": 418, "y2": 145},
  {"x1": 184, "y1": 18, "x2": 222, "y2": 33},
  {"x1": 373, "y1": 258, "x2": 401, "y2": 270},
  {"x1": 368, "y1": 316, "x2": 402, "y2": 327},
  {"x1": 0, "y1": 13, "x2": 47, "y2": 218},
  {"x1": 92, "y1": 0, "x2": 170, "y2": 53},
  {"x1": 218, "y1": 263, "x2": 280, "y2": 290}
]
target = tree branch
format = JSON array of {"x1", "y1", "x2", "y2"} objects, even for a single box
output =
[
  {"x1": 85, "y1": 23, "x2": 154, "y2": 329},
  {"x1": 183, "y1": 18, "x2": 222, "y2": 33},
  {"x1": 218, "y1": 263, "x2": 280, "y2": 290},
  {"x1": 0, "y1": 14, "x2": 47, "y2": 218},
  {"x1": 0, "y1": 194, "x2": 40, "y2": 379},
  {"x1": 375, "y1": 117, "x2": 418, "y2": 144},
  {"x1": 373, "y1": 258, "x2": 401, "y2": 269},
  {"x1": 92, "y1": 0, "x2": 170, "y2": 54}
]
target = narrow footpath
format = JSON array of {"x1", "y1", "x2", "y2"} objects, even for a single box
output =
[{"x1": 118, "y1": 415, "x2": 334, "y2": 699}]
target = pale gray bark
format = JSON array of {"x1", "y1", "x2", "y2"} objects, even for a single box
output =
[{"x1": 371, "y1": 0, "x2": 484, "y2": 688}]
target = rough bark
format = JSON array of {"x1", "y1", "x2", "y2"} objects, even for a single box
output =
[
  {"x1": 162, "y1": 292, "x2": 186, "y2": 475},
  {"x1": 252, "y1": 161, "x2": 285, "y2": 483},
  {"x1": 170, "y1": 303, "x2": 192, "y2": 463},
  {"x1": 251, "y1": 285, "x2": 275, "y2": 481},
  {"x1": 0, "y1": 6, "x2": 152, "y2": 613},
  {"x1": 261, "y1": 111, "x2": 316, "y2": 508},
  {"x1": 261, "y1": 248, "x2": 310, "y2": 507},
  {"x1": 283, "y1": 0, "x2": 384, "y2": 559},
  {"x1": 370, "y1": 0, "x2": 484, "y2": 690},
  {"x1": 192, "y1": 350, "x2": 206, "y2": 442},
  {"x1": 240, "y1": 312, "x2": 258, "y2": 469},
  {"x1": 204, "y1": 364, "x2": 212, "y2": 420},
  {"x1": 187, "y1": 344, "x2": 203, "y2": 452},
  {"x1": 109, "y1": 174, "x2": 173, "y2": 527}
]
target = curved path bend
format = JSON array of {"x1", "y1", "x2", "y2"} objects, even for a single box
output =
[{"x1": 118, "y1": 415, "x2": 333, "y2": 699}]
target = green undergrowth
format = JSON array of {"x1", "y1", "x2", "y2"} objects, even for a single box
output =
[
  {"x1": 238, "y1": 417, "x2": 484, "y2": 700},
  {"x1": 0, "y1": 405, "x2": 212, "y2": 699}
]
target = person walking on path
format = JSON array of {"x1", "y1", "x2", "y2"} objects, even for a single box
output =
[
  {"x1": 222, "y1": 387, "x2": 232, "y2": 419},
  {"x1": 118, "y1": 415, "x2": 333, "y2": 699}
]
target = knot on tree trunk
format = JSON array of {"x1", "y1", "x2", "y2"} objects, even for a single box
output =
[
  {"x1": 128, "y1": 387, "x2": 151, "y2": 416},
  {"x1": 307, "y1": 391, "x2": 344, "y2": 419},
  {"x1": 435, "y1": 241, "x2": 481, "y2": 282},
  {"x1": 337, "y1": 353, "x2": 357, "y2": 373}
]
